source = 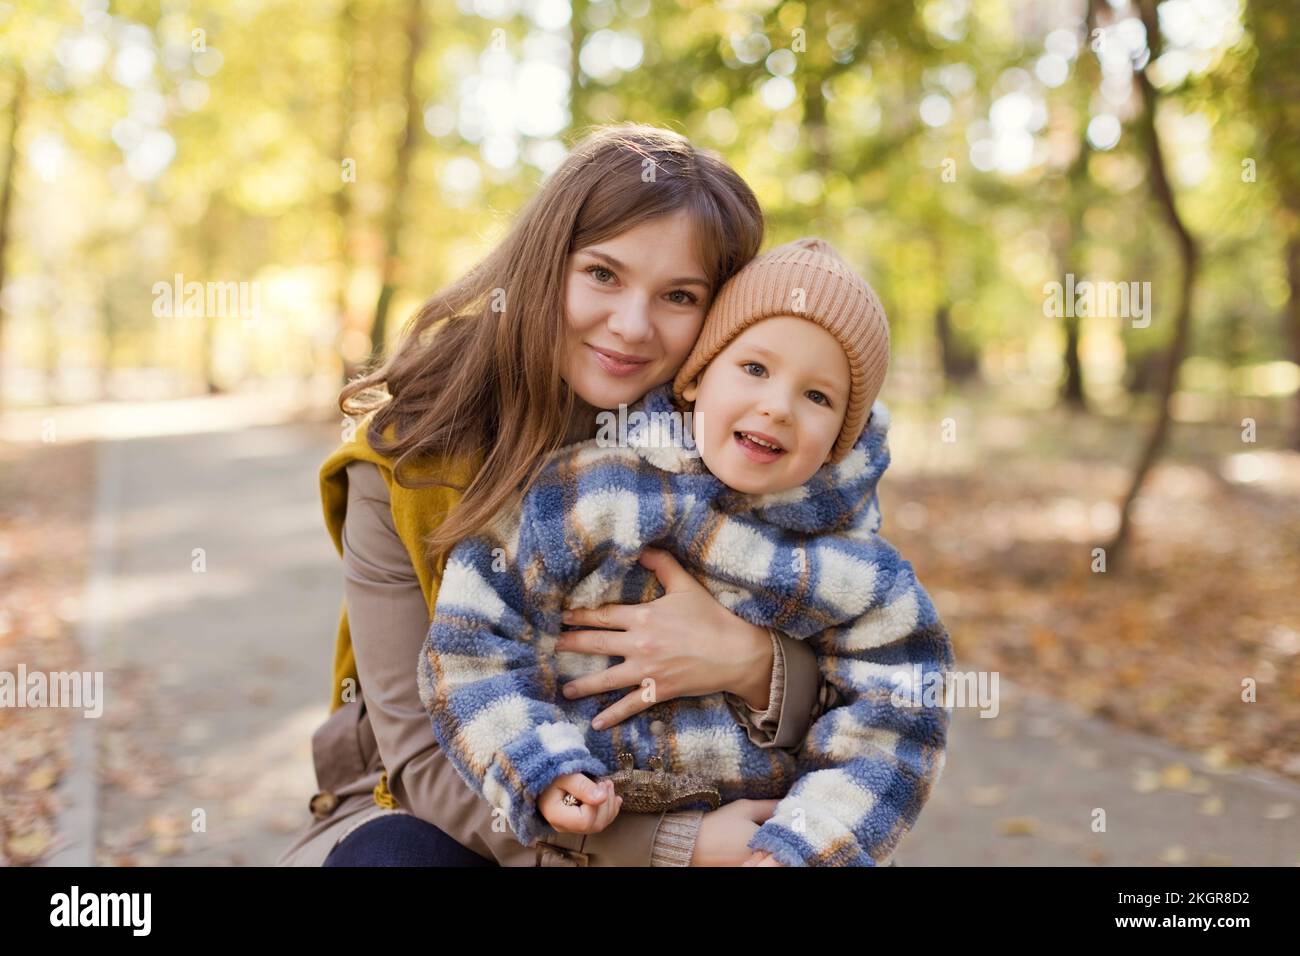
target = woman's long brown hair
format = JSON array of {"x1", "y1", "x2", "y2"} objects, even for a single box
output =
[{"x1": 340, "y1": 123, "x2": 764, "y2": 567}]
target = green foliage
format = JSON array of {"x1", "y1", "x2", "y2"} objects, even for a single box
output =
[{"x1": 0, "y1": 0, "x2": 1292, "y2": 405}]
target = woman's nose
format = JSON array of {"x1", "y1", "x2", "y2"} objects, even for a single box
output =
[{"x1": 606, "y1": 294, "x2": 654, "y2": 343}]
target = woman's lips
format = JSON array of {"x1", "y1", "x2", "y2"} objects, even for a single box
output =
[
  {"x1": 588, "y1": 344, "x2": 652, "y2": 378},
  {"x1": 734, "y1": 431, "x2": 786, "y2": 463}
]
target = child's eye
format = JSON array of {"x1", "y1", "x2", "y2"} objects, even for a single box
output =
[
  {"x1": 806, "y1": 390, "x2": 831, "y2": 407},
  {"x1": 585, "y1": 265, "x2": 616, "y2": 284},
  {"x1": 666, "y1": 289, "x2": 699, "y2": 306},
  {"x1": 742, "y1": 362, "x2": 766, "y2": 377}
]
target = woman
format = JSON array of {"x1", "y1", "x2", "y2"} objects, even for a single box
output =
[{"x1": 278, "y1": 124, "x2": 829, "y2": 867}]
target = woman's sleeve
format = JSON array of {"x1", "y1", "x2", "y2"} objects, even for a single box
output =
[
  {"x1": 724, "y1": 631, "x2": 825, "y2": 751},
  {"x1": 340, "y1": 461, "x2": 693, "y2": 866}
]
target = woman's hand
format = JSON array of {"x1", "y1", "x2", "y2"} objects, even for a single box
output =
[
  {"x1": 690, "y1": 800, "x2": 780, "y2": 866},
  {"x1": 555, "y1": 547, "x2": 775, "y2": 729},
  {"x1": 742, "y1": 851, "x2": 784, "y2": 867},
  {"x1": 538, "y1": 774, "x2": 622, "y2": 834}
]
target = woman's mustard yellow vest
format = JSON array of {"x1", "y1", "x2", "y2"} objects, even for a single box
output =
[{"x1": 318, "y1": 415, "x2": 483, "y2": 805}]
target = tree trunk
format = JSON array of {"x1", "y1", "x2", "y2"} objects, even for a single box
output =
[
  {"x1": 1106, "y1": 0, "x2": 1202, "y2": 567},
  {"x1": 1285, "y1": 234, "x2": 1300, "y2": 449},
  {"x1": 0, "y1": 68, "x2": 25, "y2": 407},
  {"x1": 197, "y1": 202, "x2": 220, "y2": 393},
  {"x1": 99, "y1": 275, "x2": 116, "y2": 399},
  {"x1": 1240, "y1": 2, "x2": 1300, "y2": 447},
  {"x1": 802, "y1": 68, "x2": 830, "y2": 231},
  {"x1": 1055, "y1": 156, "x2": 1090, "y2": 408},
  {"x1": 569, "y1": 0, "x2": 589, "y2": 131},
  {"x1": 367, "y1": 0, "x2": 425, "y2": 368},
  {"x1": 1049, "y1": 182, "x2": 1087, "y2": 407},
  {"x1": 935, "y1": 302, "x2": 977, "y2": 383},
  {"x1": 1062, "y1": 313, "x2": 1085, "y2": 404},
  {"x1": 335, "y1": 0, "x2": 358, "y2": 385},
  {"x1": 1057, "y1": 0, "x2": 1102, "y2": 410}
]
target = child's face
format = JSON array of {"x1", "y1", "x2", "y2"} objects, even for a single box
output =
[{"x1": 682, "y1": 316, "x2": 850, "y2": 495}]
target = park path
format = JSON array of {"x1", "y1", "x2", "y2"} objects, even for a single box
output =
[
  {"x1": 50, "y1": 415, "x2": 341, "y2": 865},
  {"x1": 46, "y1": 414, "x2": 1300, "y2": 866},
  {"x1": 896, "y1": 683, "x2": 1300, "y2": 866}
]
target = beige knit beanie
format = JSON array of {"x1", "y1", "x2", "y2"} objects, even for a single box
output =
[{"x1": 672, "y1": 237, "x2": 890, "y2": 462}]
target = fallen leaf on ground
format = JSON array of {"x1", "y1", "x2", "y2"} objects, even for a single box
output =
[{"x1": 997, "y1": 817, "x2": 1040, "y2": 837}]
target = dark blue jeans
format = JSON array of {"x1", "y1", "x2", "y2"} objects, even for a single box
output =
[{"x1": 323, "y1": 813, "x2": 497, "y2": 867}]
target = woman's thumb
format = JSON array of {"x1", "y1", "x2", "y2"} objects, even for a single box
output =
[{"x1": 638, "y1": 547, "x2": 698, "y2": 593}]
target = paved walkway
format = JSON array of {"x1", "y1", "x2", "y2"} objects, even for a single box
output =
[
  {"x1": 896, "y1": 683, "x2": 1300, "y2": 866},
  {"x1": 55, "y1": 418, "x2": 341, "y2": 865},
  {"x1": 49, "y1": 417, "x2": 1300, "y2": 866}
]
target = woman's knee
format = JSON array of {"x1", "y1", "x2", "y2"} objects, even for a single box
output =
[{"x1": 323, "y1": 813, "x2": 496, "y2": 867}]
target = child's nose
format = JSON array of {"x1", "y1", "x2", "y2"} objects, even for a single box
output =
[{"x1": 758, "y1": 392, "x2": 793, "y2": 422}]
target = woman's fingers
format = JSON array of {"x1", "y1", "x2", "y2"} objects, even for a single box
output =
[
  {"x1": 554, "y1": 627, "x2": 634, "y2": 658},
  {"x1": 561, "y1": 603, "x2": 635, "y2": 631},
  {"x1": 591, "y1": 686, "x2": 656, "y2": 730},
  {"x1": 560, "y1": 661, "x2": 643, "y2": 701}
]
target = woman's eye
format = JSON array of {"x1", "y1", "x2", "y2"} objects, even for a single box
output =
[
  {"x1": 807, "y1": 390, "x2": 831, "y2": 407},
  {"x1": 666, "y1": 289, "x2": 699, "y2": 306},
  {"x1": 586, "y1": 265, "x2": 615, "y2": 283},
  {"x1": 742, "y1": 362, "x2": 766, "y2": 377}
]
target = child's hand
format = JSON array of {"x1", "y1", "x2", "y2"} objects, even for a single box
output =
[
  {"x1": 538, "y1": 774, "x2": 622, "y2": 835},
  {"x1": 742, "y1": 850, "x2": 785, "y2": 867}
]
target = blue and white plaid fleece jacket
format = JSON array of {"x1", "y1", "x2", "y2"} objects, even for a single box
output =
[{"x1": 418, "y1": 384, "x2": 953, "y2": 866}]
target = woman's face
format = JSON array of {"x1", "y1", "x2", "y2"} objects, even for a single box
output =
[{"x1": 561, "y1": 208, "x2": 711, "y2": 411}]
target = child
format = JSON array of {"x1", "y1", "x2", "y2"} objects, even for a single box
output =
[{"x1": 418, "y1": 238, "x2": 953, "y2": 866}]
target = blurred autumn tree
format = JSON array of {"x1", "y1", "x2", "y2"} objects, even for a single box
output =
[{"x1": 0, "y1": 0, "x2": 1293, "y2": 458}]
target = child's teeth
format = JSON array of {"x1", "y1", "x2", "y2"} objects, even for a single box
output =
[{"x1": 744, "y1": 433, "x2": 778, "y2": 450}]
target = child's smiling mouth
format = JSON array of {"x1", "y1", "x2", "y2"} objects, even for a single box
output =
[{"x1": 734, "y1": 430, "x2": 787, "y2": 462}]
